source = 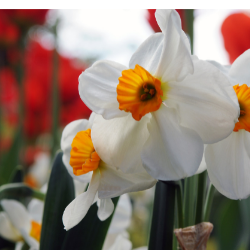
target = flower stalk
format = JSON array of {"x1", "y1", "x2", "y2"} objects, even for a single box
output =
[
  {"x1": 176, "y1": 181, "x2": 184, "y2": 229},
  {"x1": 51, "y1": 20, "x2": 60, "y2": 158},
  {"x1": 148, "y1": 181, "x2": 176, "y2": 250},
  {"x1": 195, "y1": 171, "x2": 207, "y2": 224},
  {"x1": 185, "y1": 9, "x2": 194, "y2": 54},
  {"x1": 204, "y1": 184, "x2": 215, "y2": 222},
  {"x1": 184, "y1": 175, "x2": 198, "y2": 227},
  {"x1": 15, "y1": 34, "x2": 26, "y2": 165}
]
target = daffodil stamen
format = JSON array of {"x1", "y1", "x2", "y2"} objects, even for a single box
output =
[
  {"x1": 117, "y1": 64, "x2": 165, "y2": 121},
  {"x1": 70, "y1": 129, "x2": 100, "y2": 176},
  {"x1": 29, "y1": 220, "x2": 41, "y2": 242},
  {"x1": 240, "y1": 110, "x2": 246, "y2": 116},
  {"x1": 233, "y1": 84, "x2": 250, "y2": 132}
]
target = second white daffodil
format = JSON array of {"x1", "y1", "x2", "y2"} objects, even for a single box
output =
[
  {"x1": 61, "y1": 113, "x2": 156, "y2": 230},
  {"x1": 205, "y1": 50, "x2": 250, "y2": 200},
  {"x1": 79, "y1": 9, "x2": 239, "y2": 181}
]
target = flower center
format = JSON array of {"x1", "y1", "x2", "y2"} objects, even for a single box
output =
[
  {"x1": 24, "y1": 174, "x2": 38, "y2": 188},
  {"x1": 70, "y1": 129, "x2": 100, "y2": 176},
  {"x1": 29, "y1": 220, "x2": 41, "y2": 242},
  {"x1": 117, "y1": 64, "x2": 164, "y2": 121},
  {"x1": 233, "y1": 84, "x2": 250, "y2": 132}
]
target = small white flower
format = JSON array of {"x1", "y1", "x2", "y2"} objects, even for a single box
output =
[
  {"x1": 25, "y1": 152, "x2": 50, "y2": 188},
  {"x1": 103, "y1": 194, "x2": 132, "y2": 250},
  {"x1": 0, "y1": 199, "x2": 44, "y2": 250}
]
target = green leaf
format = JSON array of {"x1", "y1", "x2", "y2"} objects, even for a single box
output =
[
  {"x1": 239, "y1": 197, "x2": 250, "y2": 248},
  {"x1": 0, "y1": 183, "x2": 33, "y2": 201},
  {"x1": 0, "y1": 127, "x2": 21, "y2": 185},
  {"x1": 11, "y1": 165, "x2": 24, "y2": 183},
  {"x1": 148, "y1": 181, "x2": 176, "y2": 250},
  {"x1": 183, "y1": 175, "x2": 198, "y2": 227},
  {"x1": 61, "y1": 197, "x2": 119, "y2": 250},
  {"x1": 40, "y1": 152, "x2": 75, "y2": 250},
  {"x1": 21, "y1": 242, "x2": 29, "y2": 250},
  {"x1": 214, "y1": 197, "x2": 243, "y2": 250}
]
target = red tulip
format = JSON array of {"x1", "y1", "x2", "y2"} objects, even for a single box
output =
[
  {"x1": 147, "y1": 9, "x2": 187, "y2": 33},
  {"x1": 0, "y1": 67, "x2": 19, "y2": 125},
  {"x1": 221, "y1": 12, "x2": 250, "y2": 64},
  {"x1": 0, "y1": 13, "x2": 19, "y2": 47},
  {"x1": 1, "y1": 9, "x2": 49, "y2": 29}
]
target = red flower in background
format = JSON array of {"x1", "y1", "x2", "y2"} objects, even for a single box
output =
[
  {"x1": 1, "y1": 9, "x2": 49, "y2": 29},
  {"x1": 1, "y1": 40, "x2": 91, "y2": 138},
  {"x1": 221, "y1": 12, "x2": 250, "y2": 64},
  {"x1": 23, "y1": 40, "x2": 91, "y2": 138},
  {"x1": 147, "y1": 9, "x2": 186, "y2": 33},
  {"x1": 0, "y1": 68, "x2": 19, "y2": 125},
  {"x1": 0, "y1": 14, "x2": 19, "y2": 47}
]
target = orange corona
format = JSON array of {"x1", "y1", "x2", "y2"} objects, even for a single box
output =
[
  {"x1": 70, "y1": 129, "x2": 100, "y2": 176},
  {"x1": 117, "y1": 64, "x2": 164, "y2": 121},
  {"x1": 29, "y1": 221, "x2": 41, "y2": 242},
  {"x1": 233, "y1": 84, "x2": 250, "y2": 132}
]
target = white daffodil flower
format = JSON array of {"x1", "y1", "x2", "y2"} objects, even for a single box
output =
[
  {"x1": 203, "y1": 50, "x2": 250, "y2": 200},
  {"x1": 0, "y1": 199, "x2": 44, "y2": 250},
  {"x1": 107, "y1": 232, "x2": 147, "y2": 250},
  {"x1": 61, "y1": 114, "x2": 157, "y2": 230},
  {"x1": 103, "y1": 194, "x2": 132, "y2": 250},
  {"x1": 25, "y1": 152, "x2": 50, "y2": 188},
  {"x1": 103, "y1": 194, "x2": 147, "y2": 250},
  {"x1": 78, "y1": 9, "x2": 239, "y2": 181}
]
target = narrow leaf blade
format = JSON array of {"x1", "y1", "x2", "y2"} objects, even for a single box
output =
[{"x1": 40, "y1": 152, "x2": 75, "y2": 250}]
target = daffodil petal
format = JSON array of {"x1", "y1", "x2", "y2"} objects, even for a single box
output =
[
  {"x1": 109, "y1": 233, "x2": 132, "y2": 250},
  {"x1": 79, "y1": 60, "x2": 128, "y2": 119},
  {"x1": 141, "y1": 106, "x2": 204, "y2": 181},
  {"x1": 1, "y1": 200, "x2": 31, "y2": 233},
  {"x1": 166, "y1": 58, "x2": 239, "y2": 144},
  {"x1": 129, "y1": 33, "x2": 164, "y2": 76},
  {"x1": 0, "y1": 212, "x2": 22, "y2": 242},
  {"x1": 91, "y1": 114, "x2": 151, "y2": 174},
  {"x1": 195, "y1": 153, "x2": 207, "y2": 175},
  {"x1": 206, "y1": 130, "x2": 250, "y2": 200},
  {"x1": 97, "y1": 198, "x2": 114, "y2": 221},
  {"x1": 63, "y1": 169, "x2": 100, "y2": 230},
  {"x1": 98, "y1": 163, "x2": 157, "y2": 199},
  {"x1": 29, "y1": 153, "x2": 50, "y2": 188},
  {"x1": 154, "y1": 9, "x2": 193, "y2": 82},
  {"x1": 130, "y1": 10, "x2": 193, "y2": 83},
  {"x1": 61, "y1": 118, "x2": 93, "y2": 183},
  {"x1": 229, "y1": 49, "x2": 250, "y2": 86},
  {"x1": 108, "y1": 194, "x2": 132, "y2": 234},
  {"x1": 15, "y1": 242, "x2": 24, "y2": 250},
  {"x1": 19, "y1": 229, "x2": 39, "y2": 249},
  {"x1": 27, "y1": 199, "x2": 44, "y2": 224},
  {"x1": 73, "y1": 179, "x2": 88, "y2": 196}
]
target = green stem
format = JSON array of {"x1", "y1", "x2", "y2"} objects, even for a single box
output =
[
  {"x1": 16, "y1": 35, "x2": 26, "y2": 165},
  {"x1": 176, "y1": 181, "x2": 184, "y2": 228},
  {"x1": 183, "y1": 175, "x2": 198, "y2": 227},
  {"x1": 51, "y1": 21, "x2": 60, "y2": 158},
  {"x1": 173, "y1": 195, "x2": 178, "y2": 250},
  {"x1": 148, "y1": 181, "x2": 176, "y2": 250},
  {"x1": 185, "y1": 9, "x2": 194, "y2": 54},
  {"x1": 195, "y1": 171, "x2": 207, "y2": 224},
  {"x1": 32, "y1": 189, "x2": 46, "y2": 201},
  {"x1": 21, "y1": 242, "x2": 30, "y2": 250},
  {"x1": 204, "y1": 184, "x2": 215, "y2": 221},
  {"x1": 0, "y1": 183, "x2": 45, "y2": 201}
]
